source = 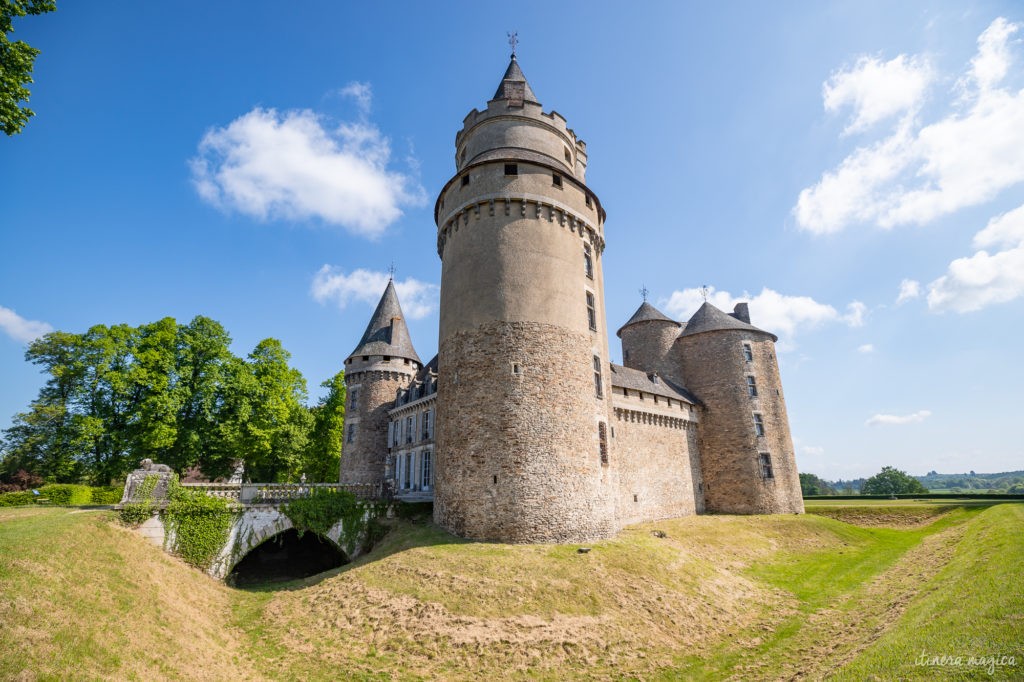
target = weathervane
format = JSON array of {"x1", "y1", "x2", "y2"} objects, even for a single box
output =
[
  {"x1": 701, "y1": 285, "x2": 709, "y2": 302},
  {"x1": 639, "y1": 285, "x2": 649, "y2": 302},
  {"x1": 388, "y1": 262, "x2": 396, "y2": 281},
  {"x1": 507, "y1": 31, "x2": 518, "y2": 57}
]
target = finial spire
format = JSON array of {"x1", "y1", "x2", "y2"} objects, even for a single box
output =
[
  {"x1": 507, "y1": 31, "x2": 518, "y2": 58},
  {"x1": 388, "y1": 262, "x2": 396, "y2": 281},
  {"x1": 701, "y1": 285, "x2": 709, "y2": 302},
  {"x1": 639, "y1": 285, "x2": 649, "y2": 302}
]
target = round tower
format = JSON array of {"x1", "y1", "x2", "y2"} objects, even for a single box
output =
[
  {"x1": 339, "y1": 280, "x2": 421, "y2": 489},
  {"x1": 617, "y1": 301, "x2": 684, "y2": 385},
  {"x1": 433, "y1": 54, "x2": 618, "y2": 542},
  {"x1": 675, "y1": 302, "x2": 803, "y2": 514}
]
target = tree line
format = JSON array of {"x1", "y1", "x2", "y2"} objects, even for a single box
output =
[{"x1": 0, "y1": 316, "x2": 346, "y2": 485}]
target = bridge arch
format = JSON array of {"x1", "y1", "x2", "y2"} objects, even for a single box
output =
[{"x1": 228, "y1": 527, "x2": 350, "y2": 585}]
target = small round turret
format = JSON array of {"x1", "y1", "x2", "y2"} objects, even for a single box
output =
[
  {"x1": 675, "y1": 302, "x2": 803, "y2": 514},
  {"x1": 617, "y1": 301, "x2": 684, "y2": 385}
]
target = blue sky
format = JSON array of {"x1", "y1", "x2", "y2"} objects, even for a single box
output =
[{"x1": 2, "y1": 1, "x2": 1022, "y2": 479}]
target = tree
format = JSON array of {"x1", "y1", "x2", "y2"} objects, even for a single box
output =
[
  {"x1": 799, "y1": 472, "x2": 836, "y2": 496},
  {"x1": 1, "y1": 0, "x2": 56, "y2": 135},
  {"x1": 860, "y1": 466, "x2": 928, "y2": 495},
  {"x1": 304, "y1": 370, "x2": 345, "y2": 482}
]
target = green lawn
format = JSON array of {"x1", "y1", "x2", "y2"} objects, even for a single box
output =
[{"x1": 1, "y1": 502, "x2": 1021, "y2": 680}]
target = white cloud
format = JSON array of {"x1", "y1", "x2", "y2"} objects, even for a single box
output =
[
  {"x1": 801, "y1": 445, "x2": 825, "y2": 456},
  {"x1": 0, "y1": 306, "x2": 53, "y2": 343},
  {"x1": 857, "y1": 343, "x2": 875, "y2": 353},
  {"x1": 338, "y1": 81, "x2": 372, "y2": 116},
  {"x1": 824, "y1": 54, "x2": 933, "y2": 134},
  {"x1": 896, "y1": 278, "x2": 921, "y2": 304},
  {"x1": 311, "y1": 266, "x2": 439, "y2": 320},
  {"x1": 795, "y1": 18, "x2": 1024, "y2": 235},
  {"x1": 866, "y1": 409, "x2": 932, "y2": 426},
  {"x1": 926, "y1": 202, "x2": 1024, "y2": 312},
  {"x1": 190, "y1": 94, "x2": 425, "y2": 238},
  {"x1": 662, "y1": 286, "x2": 864, "y2": 347}
]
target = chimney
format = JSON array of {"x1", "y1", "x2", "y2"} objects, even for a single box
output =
[{"x1": 732, "y1": 302, "x2": 751, "y2": 324}]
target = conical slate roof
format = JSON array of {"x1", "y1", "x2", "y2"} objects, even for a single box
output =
[
  {"x1": 678, "y1": 302, "x2": 777, "y2": 342},
  {"x1": 492, "y1": 55, "x2": 539, "y2": 104},
  {"x1": 616, "y1": 301, "x2": 681, "y2": 337},
  {"x1": 347, "y1": 280, "x2": 421, "y2": 363}
]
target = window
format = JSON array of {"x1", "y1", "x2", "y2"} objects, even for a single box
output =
[
  {"x1": 598, "y1": 422, "x2": 608, "y2": 465},
  {"x1": 349, "y1": 387, "x2": 359, "y2": 410},
  {"x1": 392, "y1": 421, "x2": 400, "y2": 447},
  {"x1": 422, "y1": 450, "x2": 433, "y2": 488},
  {"x1": 746, "y1": 376, "x2": 758, "y2": 397},
  {"x1": 404, "y1": 453, "x2": 412, "y2": 489},
  {"x1": 504, "y1": 163, "x2": 518, "y2": 175},
  {"x1": 759, "y1": 453, "x2": 774, "y2": 479},
  {"x1": 584, "y1": 243, "x2": 594, "y2": 279},
  {"x1": 585, "y1": 195, "x2": 592, "y2": 208},
  {"x1": 406, "y1": 416, "x2": 414, "y2": 444},
  {"x1": 586, "y1": 291, "x2": 597, "y2": 330},
  {"x1": 512, "y1": 362, "x2": 521, "y2": 376},
  {"x1": 422, "y1": 410, "x2": 431, "y2": 440},
  {"x1": 564, "y1": 147, "x2": 572, "y2": 163},
  {"x1": 753, "y1": 413, "x2": 765, "y2": 437},
  {"x1": 552, "y1": 172, "x2": 563, "y2": 188},
  {"x1": 743, "y1": 343, "x2": 753, "y2": 362},
  {"x1": 593, "y1": 355, "x2": 603, "y2": 399},
  {"x1": 347, "y1": 424, "x2": 355, "y2": 444},
  {"x1": 461, "y1": 174, "x2": 470, "y2": 187}
]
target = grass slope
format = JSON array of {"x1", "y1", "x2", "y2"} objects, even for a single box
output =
[{"x1": 0, "y1": 502, "x2": 1020, "y2": 680}]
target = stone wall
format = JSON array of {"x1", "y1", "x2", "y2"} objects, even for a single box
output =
[
  {"x1": 611, "y1": 389, "x2": 704, "y2": 525},
  {"x1": 676, "y1": 330, "x2": 803, "y2": 514},
  {"x1": 340, "y1": 357, "x2": 415, "y2": 487},
  {"x1": 434, "y1": 321, "x2": 618, "y2": 543}
]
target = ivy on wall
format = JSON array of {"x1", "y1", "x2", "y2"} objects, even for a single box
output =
[
  {"x1": 164, "y1": 480, "x2": 235, "y2": 570},
  {"x1": 283, "y1": 488, "x2": 387, "y2": 549},
  {"x1": 118, "y1": 475, "x2": 159, "y2": 526}
]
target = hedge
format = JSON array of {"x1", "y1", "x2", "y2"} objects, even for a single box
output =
[{"x1": 0, "y1": 485, "x2": 125, "y2": 507}]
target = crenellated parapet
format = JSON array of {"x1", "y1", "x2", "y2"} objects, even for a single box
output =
[{"x1": 437, "y1": 195, "x2": 604, "y2": 258}]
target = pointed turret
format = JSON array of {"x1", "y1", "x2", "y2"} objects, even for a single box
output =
[
  {"x1": 491, "y1": 54, "x2": 539, "y2": 105},
  {"x1": 616, "y1": 301, "x2": 680, "y2": 337},
  {"x1": 346, "y1": 280, "x2": 421, "y2": 364},
  {"x1": 679, "y1": 302, "x2": 777, "y2": 342}
]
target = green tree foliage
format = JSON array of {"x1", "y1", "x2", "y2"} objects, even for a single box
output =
[
  {"x1": 1, "y1": 0, "x2": 56, "y2": 135},
  {"x1": 860, "y1": 466, "x2": 929, "y2": 495},
  {"x1": 1, "y1": 317, "x2": 335, "y2": 485},
  {"x1": 304, "y1": 370, "x2": 346, "y2": 482},
  {"x1": 799, "y1": 473, "x2": 836, "y2": 496}
]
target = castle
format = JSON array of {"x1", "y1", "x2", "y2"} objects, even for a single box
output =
[{"x1": 339, "y1": 53, "x2": 803, "y2": 543}]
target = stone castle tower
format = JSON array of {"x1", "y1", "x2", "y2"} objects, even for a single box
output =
[
  {"x1": 432, "y1": 54, "x2": 618, "y2": 542},
  {"x1": 336, "y1": 51, "x2": 804, "y2": 542},
  {"x1": 339, "y1": 280, "x2": 423, "y2": 488}
]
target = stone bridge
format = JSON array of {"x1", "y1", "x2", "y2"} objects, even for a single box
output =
[{"x1": 128, "y1": 481, "x2": 387, "y2": 580}]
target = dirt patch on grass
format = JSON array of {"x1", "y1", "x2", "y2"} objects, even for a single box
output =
[
  {"x1": 252, "y1": 518, "x2": 800, "y2": 680},
  {"x1": 807, "y1": 505, "x2": 954, "y2": 528}
]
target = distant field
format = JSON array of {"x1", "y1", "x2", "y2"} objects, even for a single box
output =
[{"x1": 1, "y1": 502, "x2": 1021, "y2": 680}]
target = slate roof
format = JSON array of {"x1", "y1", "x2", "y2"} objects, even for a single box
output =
[
  {"x1": 492, "y1": 55, "x2": 540, "y2": 104},
  {"x1": 346, "y1": 280, "x2": 421, "y2": 363},
  {"x1": 609, "y1": 363, "x2": 698, "y2": 404},
  {"x1": 616, "y1": 301, "x2": 681, "y2": 337},
  {"x1": 415, "y1": 353, "x2": 439, "y2": 382},
  {"x1": 678, "y1": 302, "x2": 777, "y2": 342}
]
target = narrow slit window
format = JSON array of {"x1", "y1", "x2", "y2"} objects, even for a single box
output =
[
  {"x1": 759, "y1": 453, "x2": 774, "y2": 479},
  {"x1": 743, "y1": 343, "x2": 753, "y2": 362},
  {"x1": 584, "y1": 243, "x2": 594, "y2": 279},
  {"x1": 746, "y1": 376, "x2": 758, "y2": 397},
  {"x1": 593, "y1": 355, "x2": 603, "y2": 399},
  {"x1": 586, "y1": 291, "x2": 597, "y2": 330}
]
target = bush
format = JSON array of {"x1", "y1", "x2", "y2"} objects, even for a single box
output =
[
  {"x1": 90, "y1": 486, "x2": 124, "y2": 505},
  {"x1": 38, "y1": 484, "x2": 93, "y2": 506},
  {"x1": 0, "y1": 491, "x2": 37, "y2": 507},
  {"x1": 165, "y1": 485, "x2": 234, "y2": 569}
]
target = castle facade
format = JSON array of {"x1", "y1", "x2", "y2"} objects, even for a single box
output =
[{"x1": 339, "y1": 55, "x2": 803, "y2": 543}]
